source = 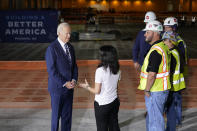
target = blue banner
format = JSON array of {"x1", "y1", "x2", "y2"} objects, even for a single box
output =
[{"x1": 0, "y1": 10, "x2": 58, "y2": 43}]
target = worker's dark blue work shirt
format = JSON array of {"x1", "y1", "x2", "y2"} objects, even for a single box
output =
[{"x1": 132, "y1": 30, "x2": 151, "y2": 66}]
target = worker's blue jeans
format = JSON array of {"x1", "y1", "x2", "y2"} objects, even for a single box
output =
[
  {"x1": 145, "y1": 91, "x2": 169, "y2": 131},
  {"x1": 165, "y1": 91, "x2": 182, "y2": 131}
]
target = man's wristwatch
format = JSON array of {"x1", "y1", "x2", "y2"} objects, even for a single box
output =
[{"x1": 144, "y1": 90, "x2": 150, "y2": 93}]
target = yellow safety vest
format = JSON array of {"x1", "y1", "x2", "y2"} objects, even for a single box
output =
[
  {"x1": 176, "y1": 35, "x2": 188, "y2": 64},
  {"x1": 170, "y1": 49, "x2": 186, "y2": 91},
  {"x1": 176, "y1": 35, "x2": 188, "y2": 77},
  {"x1": 138, "y1": 41, "x2": 171, "y2": 92}
]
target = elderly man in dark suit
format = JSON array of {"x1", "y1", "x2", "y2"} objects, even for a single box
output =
[{"x1": 45, "y1": 22, "x2": 78, "y2": 131}]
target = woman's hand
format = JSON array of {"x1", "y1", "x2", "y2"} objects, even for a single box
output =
[{"x1": 79, "y1": 79, "x2": 90, "y2": 90}]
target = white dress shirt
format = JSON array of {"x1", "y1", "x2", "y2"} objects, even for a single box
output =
[{"x1": 58, "y1": 37, "x2": 68, "y2": 54}]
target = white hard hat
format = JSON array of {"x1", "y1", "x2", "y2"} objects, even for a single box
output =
[
  {"x1": 164, "y1": 17, "x2": 178, "y2": 26},
  {"x1": 144, "y1": 20, "x2": 163, "y2": 32},
  {"x1": 144, "y1": 11, "x2": 156, "y2": 23}
]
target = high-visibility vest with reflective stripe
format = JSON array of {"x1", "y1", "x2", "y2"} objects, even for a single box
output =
[
  {"x1": 138, "y1": 41, "x2": 171, "y2": 92},
  {"x1": 176, "y1": 35, "x2": 188, "y2": 76},
  {"x1": 176, "y1": 35, "x2": 188, "y2": 64},
  {"x1": 170, "y1": 49, "x2": 186, "y2": 91}
]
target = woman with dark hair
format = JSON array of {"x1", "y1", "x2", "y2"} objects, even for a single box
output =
[{"x1": 79, "y1": 45, "x2": 121, "y2": 131}]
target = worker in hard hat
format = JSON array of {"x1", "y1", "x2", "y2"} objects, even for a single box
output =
[
  {"x1": 132, "y1": 11, "x2": 157, "y2": 71},
  {"x1": 163, "y1": 17, "x2": 188, "y2": 77},
  {"x1": 162, "y1": 31, "x2": 186, "y2": 131},
  {"x1": 138, "y1": 20, "x2": 171, "y2": 131}
]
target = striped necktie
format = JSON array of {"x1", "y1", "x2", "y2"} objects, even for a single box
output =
[{"x1": 64, "y1": 44, "x2": 71, "y2": 64}]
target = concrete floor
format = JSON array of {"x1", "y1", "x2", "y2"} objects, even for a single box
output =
[
  {"x1": 0, "y1": 61, "x2": 197, "y2": 131},
  {"x1": 1, "y1": 108, "x2": 197, "y2": 131}
]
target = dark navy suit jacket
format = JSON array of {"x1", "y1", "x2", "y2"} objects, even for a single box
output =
[
  {"x1": 45, "y1": 39, "x2": 78, "y2": 95},
  {"x1": 132, "y1": 30, "x2": 151, "y2": 66}
]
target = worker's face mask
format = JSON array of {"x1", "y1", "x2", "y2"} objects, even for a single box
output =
[{"x1": 164, "y1": 26, "x2": 173, "y2": 32}]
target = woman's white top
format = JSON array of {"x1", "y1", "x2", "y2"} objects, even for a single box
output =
[{"x1": 95, "y1": 67, "x2": 121, "y2": 105}]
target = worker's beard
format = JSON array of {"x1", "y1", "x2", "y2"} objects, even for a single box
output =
[{"x1": 145, "y1": 36, "x2": 153, "y2": 43}]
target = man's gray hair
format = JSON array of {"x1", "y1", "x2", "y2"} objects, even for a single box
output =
[{"x1": 57, "y1": 22, "x2": 70, "y2": 35}]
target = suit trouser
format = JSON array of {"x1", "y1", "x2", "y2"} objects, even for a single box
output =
[
  {"x1": 50, "y1": 92, "x2": 73, "y2": 131},
  {"x1": 165, "y1": 91, "x2": 182, "y2": 131},
  {"x1": 145, "y1": 91, "x2": 169, "y2": 131},
  {"x1": 94, "y1": 98, "x2": 120, "y2": 131}
]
